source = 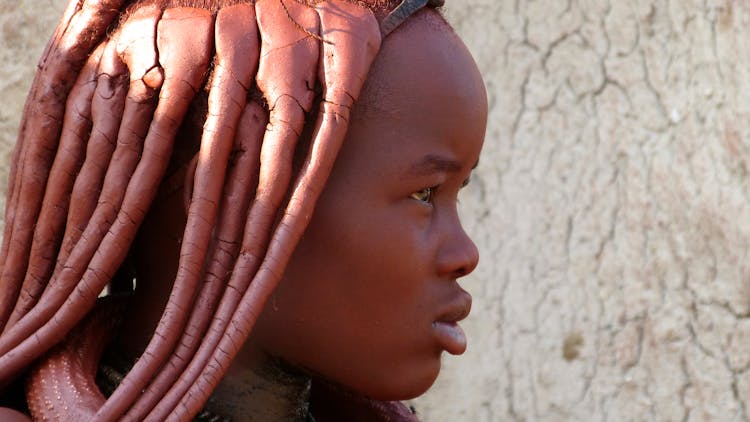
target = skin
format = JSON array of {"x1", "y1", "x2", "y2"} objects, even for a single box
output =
[
  {"x1": 157, "y1": 3, "x2": 383, "y2": 419},
  {"x1": 118, "y1": 6, "x2": 485, "y2": 415},
  {"x1": 0, "y1": 1, "x2": 483, "y2": 419},
  {"x1": 2, "y1": 0, "x2": 382, "y2": 416},
  {"x1": 239, "y1": 10, "x2": 487, "y2": 401}
]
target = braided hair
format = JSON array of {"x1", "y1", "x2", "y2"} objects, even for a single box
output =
[{"x1": 0, "y1": 0, "x2": 447, "y2": 419}]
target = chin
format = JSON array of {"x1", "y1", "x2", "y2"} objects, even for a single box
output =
[{"x1": 344, "y1": 355, "x2": 443, "y2": 401}]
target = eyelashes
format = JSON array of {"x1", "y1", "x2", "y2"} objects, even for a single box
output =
[
  {"x1": 410, "y1": 186, "x2": 435, "y2": 204},
  {"x1": 409, "y1": 177, "x2": 471, "y2": 205}
]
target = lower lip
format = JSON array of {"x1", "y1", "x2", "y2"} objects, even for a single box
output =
[{"x1": 432, "y1": 321, "x2": 467, "y2": 355}]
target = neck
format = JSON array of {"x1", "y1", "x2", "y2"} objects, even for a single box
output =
[{"x1": 207, "y1": 358, "x2": 312, "y2": 421}]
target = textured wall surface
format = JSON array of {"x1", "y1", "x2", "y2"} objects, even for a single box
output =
[
  {"x1": 3, "y1": 1, "x2": 749, "y2": 421},
  {"x1": 417, "y1": 1, "x2": 750, "y2": 421}
]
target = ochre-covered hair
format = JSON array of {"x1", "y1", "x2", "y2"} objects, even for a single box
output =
[{"x1": 0, "y1": 0, "x2": 441, "y2": 419}]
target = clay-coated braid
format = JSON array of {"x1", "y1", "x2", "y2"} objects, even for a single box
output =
[
  {"x1": 145, "y1": 2, "x2": 321, "y2": 418},
  {"x1": 3, "y1": 44, "x2": 104, "y2": 330},
  {"x1": 1, "y1": 0, "x2": 121, "y2": 277},
  {"x1": 94, "y1": 7, "x2": 215, "y2": 420},
  {"x1": 0, "y1": 5, "x2": 163, "y2": 363},
  {"x1": 130, "y1": 102, "x2": 266, "y2": 422},
  {"x1": 169, "y1": 2, "x2": 382, "y2": 419},
  {"x1": 243, "y1": 0, "x2": 321, "y2": 270},
  {"x1": 0, "y1": 0, "x2": 124, "y2": 333},
  {"x1": 123, "y1": 4, "x2": 261, "y2": 420},
  {"x1": 51, "y1": 40, "x2": 129, "y2": 283},
  {"x1": 4, "y1": 0, "x2": 81, "y2": 209},
  {"x1": 48, "y1": 4, "x2": 163, "y2": 290},
  {"x1": 0, "y1": 3, "x2": 210, "y2": 400}
]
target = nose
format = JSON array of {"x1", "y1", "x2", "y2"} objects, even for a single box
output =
[{"x1": 436, "y1": 218, "x2": 479, "y2": 278}]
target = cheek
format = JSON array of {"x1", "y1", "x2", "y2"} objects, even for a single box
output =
[
  {"x1": 252, "y1": 199, "x2": 443, "y2": 399},
  {"x1": 303, "y1": 201, "x2": 432, "y2": 318}
]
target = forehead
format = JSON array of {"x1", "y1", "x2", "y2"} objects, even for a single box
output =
[
  {"x1": 359, "y1": 10, "x2": 485, "y2": 111},
  {"x1": 341, "y1": 9, "x2": 487, "y2": 171}
]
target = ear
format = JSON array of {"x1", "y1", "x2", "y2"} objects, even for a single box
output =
[{"x1": 183, "y1": 152, "x2": 199, "y2": 214}]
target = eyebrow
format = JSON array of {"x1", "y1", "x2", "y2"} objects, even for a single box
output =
[{"x1": 406, "y1": 154, "x2": 479, "y2": 177}]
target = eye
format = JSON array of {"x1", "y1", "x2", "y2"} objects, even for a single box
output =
[{"x1": 410, "y1": 186, "x2": 435, "y2": 204}]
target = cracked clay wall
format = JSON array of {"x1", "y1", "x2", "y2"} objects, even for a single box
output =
[
  {"x1": 3, "y1": 1, "x2": 750, "y2": 421},
  {"x1": 415, "y1": 1, "x2": 750, "y2": 420}
]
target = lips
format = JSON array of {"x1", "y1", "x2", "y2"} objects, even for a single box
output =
[{"x1": 432, "y1": 290, "x2": 472, "y2": 355}]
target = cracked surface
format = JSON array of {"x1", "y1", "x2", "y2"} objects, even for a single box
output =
[
  {"x1": 407, "y1": 1, "x2": 750, "y2": 421},
  {"x1": 5, "y1": 0, "x2": 750, "y2": 421}
]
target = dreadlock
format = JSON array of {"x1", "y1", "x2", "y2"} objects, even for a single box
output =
[{"x1": 0, "y1": 0, "x2": 441, "y2": 419}]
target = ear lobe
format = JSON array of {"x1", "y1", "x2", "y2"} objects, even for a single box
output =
[{"x1": 183, "y1": 152, "x2": 199, "y2": 214}]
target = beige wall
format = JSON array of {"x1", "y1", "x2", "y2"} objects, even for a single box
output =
[
  {"x1": 4, "y1": 1, "x2": 749, "y2": 421},
  {"x1": 419, "y1": 1, "x2": 750, "y2": 421}
]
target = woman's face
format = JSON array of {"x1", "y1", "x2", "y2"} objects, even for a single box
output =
[{"x1": 248, "y1": 11, "x2": 488, "y2": 400}]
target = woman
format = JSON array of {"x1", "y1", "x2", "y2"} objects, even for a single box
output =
[{"x1": 0, "y1": 0, "x2": 487, "y2": 420}]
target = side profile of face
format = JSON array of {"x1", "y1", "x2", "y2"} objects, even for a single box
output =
[{"x1": 247, "y1": 10, "x2": 488, "y2": 400}]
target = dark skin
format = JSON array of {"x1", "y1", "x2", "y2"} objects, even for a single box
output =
[
  {"x1": 124, "y1": 9, "x2": 487, "y2": 414},
  {"x1": 1, "y1": 1, "x2": 481, "y2": 419}
]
